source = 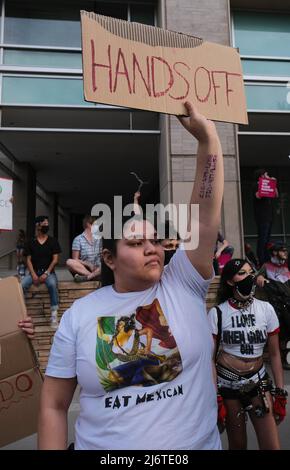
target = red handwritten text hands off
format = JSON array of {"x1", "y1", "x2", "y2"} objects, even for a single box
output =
[
  {"x1": 90, "y1": 42, "x2": 241, "y2": 108},
  {"x1": 0, "y1": 373, "x2": 33, "y2": 408}
]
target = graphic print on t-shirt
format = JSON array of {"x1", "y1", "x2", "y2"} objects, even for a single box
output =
[
  {"x1": 223, "y1": 310, "x2": 267, "y2": 355},
  {"x1": 96, "y1": 299, "x2": 183, "y2": 392}
]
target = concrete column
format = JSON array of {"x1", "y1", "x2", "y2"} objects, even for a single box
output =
[
  {"x1": 36, "y1": 187, "x2": 54, "y2": 235},
  {"x1": 159, "y1": 114, "x2": 172, "y2": 206},
  {"x1": 158, "y1": 0, "x2": 244, "y2": 256},
  {"x1": 58, "y1": 208, "x2": 70, "y2": 266},
  {"x1": 53, "y1": 193, "x2": 59, "y2": 239},
  {"x1": 26, "y1": 164, "x2": 36, "y2": 240}
]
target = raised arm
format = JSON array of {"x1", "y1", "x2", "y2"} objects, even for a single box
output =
[
  {"x1": 178, "y1": 102, "x2": 223, "y2": 279},
  {"x1": 133, "y1": 191, "x2": 142, "y2": 215}
]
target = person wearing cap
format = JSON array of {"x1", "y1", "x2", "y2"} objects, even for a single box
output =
[
  {"x1": 256, "y1": 242, "x2": 290, "y2": 287},
  {"x1": 208, "y1": 258, "x2": 287, "y2": 449},
  {"x1": 256, "y1": 242, "x2": 290, "y2": 369},
  {"x1": 21, "y1": 215, "x2": 61, "y2": 328}
]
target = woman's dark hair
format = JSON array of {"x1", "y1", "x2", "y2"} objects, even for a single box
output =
[
  {"x1": 83, "y1": 214, "x2": 97, "y2": 229},
  {"x1": 101, "y1": 214, "x2": 153, "y2": 287},
  {"x1": 254, "y1": 168, "x2": 266, "y2": 180},
  {"x1": 114, "y1": 314, "x2": 136, "y2": 336},
  {"x1": 216, "y1": 258, "x2": 249, "y2": 304}
]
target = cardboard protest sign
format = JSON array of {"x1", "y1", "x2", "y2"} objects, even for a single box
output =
[
  {"x1": 81, "y1": 11, "x2": 248, "y2": 124},
  {"x1": 0, "y1": 277, "x2": 43, "y2": 448},
  {"x1": 0, "y1": 177, "x2": 13, "y2": 231},
  {"x1": 258, "y1": 176, "x2": 277, "y2": 198}
]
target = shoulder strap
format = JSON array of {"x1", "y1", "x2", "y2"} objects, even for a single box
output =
[{"x1": 215, "y1": 306, "x2": 222, "y2": 360}]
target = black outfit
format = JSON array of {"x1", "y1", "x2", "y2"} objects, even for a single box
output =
[
  {"x1": 263, "y1": 280, "x2": 290, "y2": 340},
  {"x1": 245, "y1": 249, "x2": 259, "y2": 270},
  {"x1": 253, "y1": 182, "x2": 275, "y2": 266},
  {"x1": 24, "y1": 236, "x2": 61, "y2": 275}
]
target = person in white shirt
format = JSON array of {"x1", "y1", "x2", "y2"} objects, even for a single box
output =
[
  {"x1": 208, "y1": 258, "x2": 287, "y2": 450},
  {"x1": 38, "y1": 102, "x2": 224, "y2": 450}
]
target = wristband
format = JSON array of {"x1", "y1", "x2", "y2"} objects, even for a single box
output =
[{"x1": 271, "y1": 387, "x2": 288, "y2": 398}]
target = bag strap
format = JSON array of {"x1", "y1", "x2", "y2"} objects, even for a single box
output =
[{"x1": 215, "y1": 306, "x2": 222, "y2": 360}]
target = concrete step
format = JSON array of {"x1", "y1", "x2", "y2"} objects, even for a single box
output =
[{"x1": 24, "y1": 280, "x2": 100, "y2": 372}]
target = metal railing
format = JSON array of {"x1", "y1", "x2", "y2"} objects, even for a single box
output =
[{"x1": 0, "y1": 248, "x2": 16, "y2": 270}]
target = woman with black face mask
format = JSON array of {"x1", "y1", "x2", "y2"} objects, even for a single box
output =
[
  {"x1": 161, "y1": 238, "x2": 180, "y2": 266},
  {"x1": 208, "y1": 258, "x2": 287, "y2": 450}
]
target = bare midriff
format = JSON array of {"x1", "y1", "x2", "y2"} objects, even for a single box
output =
[{"x1": 217, "y1": 350, "x2": 263, "y2": 374}]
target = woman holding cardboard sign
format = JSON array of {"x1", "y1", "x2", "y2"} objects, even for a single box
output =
[{"x1": 38, "y1": 102, "x2": 224, "y2": 450}]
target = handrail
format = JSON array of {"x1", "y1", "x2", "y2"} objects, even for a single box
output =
[{"x1": 0, "y1": 247, "x2": 16, "y2": 259}]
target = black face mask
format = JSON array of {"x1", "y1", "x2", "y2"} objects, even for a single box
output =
[
  {"x1": 234, "y1": 275, "x2": 256, "y2": 299},
  {"x1": 40, "y1": 226, "x2": 49, "y2": 234},
  {"x1": 164, "y1": 249, "x2": 176, "y2": 265}
]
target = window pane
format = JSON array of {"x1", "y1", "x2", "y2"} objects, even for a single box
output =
[
  {"x1": 0, "y1": 0, "x2": 2, "y2": 42},
  {"x1": 3, "y1": 49, "x2": 82, "y2": 68},
  {"x1": 242, "y1": 59, "x2": 290, "y2": 77},
  {"x1": 234, "y1": 11, "x2": 290, "y2": 57},
  {"x1": 1, "y1": 106, "x2": 130, "y2": 129},
  {"x1": 4, "y1": 0, "x2": 82, "y2": 47},
  {"x1": 245, "y1": 84, "x2": 290, "y2": 111},
  {"x1": 93, "y1": 2, "x2": 127, "y2": 20},
  {"x1": 130, "y1": 4, "x2": 155, "y2": 25},
  {"x1": 2, "y1": 76, "x2": 94, "y2": 106},
  {"x1": 3, "y1": 1, "x2": 157, "y2": 47}
]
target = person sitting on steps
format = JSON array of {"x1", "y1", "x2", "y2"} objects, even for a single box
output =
[
  {"x1": 66, "y1": 215, "x2": 101, "y2": 283},
  {"x1": 21, "y1": 215, "x2": 61, "y2": 329}
]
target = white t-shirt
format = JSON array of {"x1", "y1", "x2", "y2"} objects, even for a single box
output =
[
  {"x1": 46, "y1": 249, "x2": 221, "y2": 450},
  {"x1": 208, "y1": 298, "x2": 279, "y2": 358},
  {"x1": 265, "y1": 260, "x2": 290, "y2": 284}
]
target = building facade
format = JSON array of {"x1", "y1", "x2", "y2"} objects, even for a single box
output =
[{"x1": 0, "y1": 0, "x2": 290, "y2": 267}]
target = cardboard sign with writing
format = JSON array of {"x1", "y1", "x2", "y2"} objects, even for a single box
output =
[
  {"x1": 0, "y1": 177, "x2": 13, "y2": 231},
  {"x1": 0, "y1": 277, "x2": 43, "y2": 448},
  {"x1": 258, "y1": 176, "x2": 277, "y2": 198},
  {"x1": 81, "y1": 11, "x2": 248, "y2": 124}
]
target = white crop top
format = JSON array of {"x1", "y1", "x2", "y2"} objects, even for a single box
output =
[{"x1": 208, "y1": 298, "x2": 279, "y2": 358}]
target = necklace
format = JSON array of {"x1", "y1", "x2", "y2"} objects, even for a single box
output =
[{"x1": 229, "y1": 296, "x2": 254, "y2": 313}]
